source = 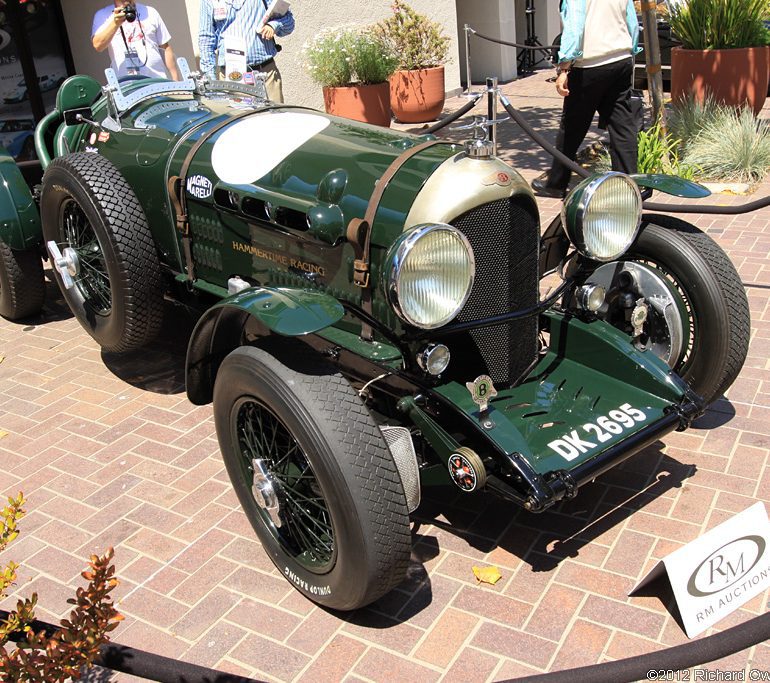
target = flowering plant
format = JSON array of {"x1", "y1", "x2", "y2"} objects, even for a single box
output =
[
  {"x1": 304, "y1": 27, "x2": 399, "y2": 87},
  {"x1": 373, "y1": 0, "x2": 450, "y2": 71}
]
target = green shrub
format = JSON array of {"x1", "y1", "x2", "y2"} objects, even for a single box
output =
[
  {"x1": 680, "y1": 103, "x2": 770, "y2": 182},
  {"x1": 373, "y1": 0, "x2": 450, "y2": 70},
  {"x1": 637, "y1": 120, "x2": 698, "y2": 179},
  {"x1": 668, "y1": 93, "x2": 724, "y2": 148},
  {"x1": 668, "y1": 0, "x2": 768, "y2": 49},
  {"x1": 303, "y1": 27, "x2": 399, "y2": 87}
]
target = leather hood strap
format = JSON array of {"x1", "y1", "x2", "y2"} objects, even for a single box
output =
[{"x1": 346, "y1": 139, "x2": 444, "y2": 339}]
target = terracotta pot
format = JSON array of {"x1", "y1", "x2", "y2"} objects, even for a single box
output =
[
  {"x1": 671, "y1": 45, "x2": 770, "y2": 116},
  {"x1": 322, "y1": 82, "x2": 391, "y2": 127},
  {"x1": 389, "y1": 66, "x2": 446, "y2": 123}
]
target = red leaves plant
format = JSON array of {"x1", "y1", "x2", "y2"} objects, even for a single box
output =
[{"x1": 0, "y1": 493, "x2": 123, "y2": 682}]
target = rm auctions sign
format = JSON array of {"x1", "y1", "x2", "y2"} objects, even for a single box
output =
[{"x1": 631, "y1": 502, "x2": 770, "y2": 638}]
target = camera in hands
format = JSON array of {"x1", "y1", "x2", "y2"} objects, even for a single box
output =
[{"x1": 120, "y1": 3, "x2": 137, "y2": 22}]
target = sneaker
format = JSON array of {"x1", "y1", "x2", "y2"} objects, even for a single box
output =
[{"x1": 531, "y1": 173, "x2": 567, "y2": 199}]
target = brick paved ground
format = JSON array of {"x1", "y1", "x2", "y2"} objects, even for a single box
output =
[{"x1": 1, "y1": 70, "x2": 768, "y2": 682}]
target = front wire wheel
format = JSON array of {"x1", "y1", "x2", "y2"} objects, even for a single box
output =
[
  {"x1": 214, "y1": 345, "x2": 411, "y2": 610},
  {"x1": 234, "y1": 397, "x2": 335, "y2": 572},
  {"x1": 585, "y1": 216, "x2": 750, "y2": 405}
]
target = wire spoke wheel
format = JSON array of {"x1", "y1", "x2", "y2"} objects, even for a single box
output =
[
  {"x1": 633, "y1": 256, "x2": 695, "y2": 373},
  {"x1": 234, "y1": 397, "x2": 335, "y2": 572},
  {"x1": 60, "y1": 198, "x2": 112, "y2": 315},
  {"x1": 40, "y1": 153, "x2": 164, "y2": 352},
  {"x1": 214, "y1": 344, "x2": 411, "y2": 610}
]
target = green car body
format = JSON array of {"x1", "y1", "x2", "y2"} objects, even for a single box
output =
[{"x1": 0, "y1": 63, "x2": 749, "y2": 609}]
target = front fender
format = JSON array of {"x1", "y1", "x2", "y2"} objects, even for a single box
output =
[
  {"x1": 186, "y1": 287, "x2": 345, "y2": 405},
  {"x1": 0, "y1": 147, "x2": 42, "y2": 250},
  {"x1": 631, "y1": 173, "x2": 711, "y2": 198}
]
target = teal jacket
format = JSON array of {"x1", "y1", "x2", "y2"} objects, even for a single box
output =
[{"x1": 558, "y1": 0, "x2": 641, "y2": 64}]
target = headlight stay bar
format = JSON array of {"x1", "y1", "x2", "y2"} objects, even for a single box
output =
[{"x1": 403, "y1": 275, "x2": 573, "y2": 341}]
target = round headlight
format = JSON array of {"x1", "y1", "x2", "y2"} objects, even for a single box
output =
[
  {"x1": 561, "y1": 172, "x2": 642, "y2": 262},
  {"x1": 386, "y1": 224, "x2": 475, "y2": 329}
]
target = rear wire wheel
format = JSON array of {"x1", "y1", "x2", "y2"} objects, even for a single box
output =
[
  {"x1": 40, "y1": 153, "x2": 164, "y2": 352},
  {"x1": 213, "y1": 345, "x2": 411, "y2": 610}
]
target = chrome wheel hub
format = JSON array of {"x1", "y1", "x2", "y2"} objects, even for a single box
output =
[
  {"x1": 588, "y1": 261, "x2": 685, "y2": 366},
  {"x1": 46, "y1": 241, "x2": 79, "y2": 290},
  {"x1": 251, "y1": 458, "x2": 282, "y2": 528}
]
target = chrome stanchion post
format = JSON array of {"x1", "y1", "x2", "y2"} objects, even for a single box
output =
[
  {"x1": 486, "y1": 76, "x2": 498, "y2": 155},
  {"x1": 464, "y1": 24, "x2": 476, "y2": 97}
]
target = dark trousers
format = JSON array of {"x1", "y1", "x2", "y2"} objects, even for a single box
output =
[{"x1": 547, "y1": 57, "x2": 638, "y2": 190}]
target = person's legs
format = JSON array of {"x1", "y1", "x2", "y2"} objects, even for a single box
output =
[
  {"x1": 260, "y1": 62, "x2": 284, "y2": 103},
  {"x1": 598, "y1": 59, "x2": 638, "y2": 175},
  {"x1": 540, "y1": 68, "x2": 596, "y2": 192}
]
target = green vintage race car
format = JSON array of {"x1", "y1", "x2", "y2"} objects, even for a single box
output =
[{"x1": 0, "y1": 61, "x2": 750, "y2": 610}]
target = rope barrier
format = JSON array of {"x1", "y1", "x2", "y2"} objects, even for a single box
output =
[
  {"x1": 422, "y1": 92, "x2": 484, "y2": 135},
  {"x1": 467, "y1": 27, "x2": 559, "y2": 51},
  {"x1": 499, "y1": 93, "x2": 590, "y2": 179},
  {"x1": 512, "y1": 610, "x2": 770, "y2": 683}
]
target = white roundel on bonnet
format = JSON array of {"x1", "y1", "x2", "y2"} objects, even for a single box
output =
[{"x1": 210, "y1": 111, "x2": 331, "y2": 185}]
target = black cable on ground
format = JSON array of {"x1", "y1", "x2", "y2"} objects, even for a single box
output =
[
  {"x1": 510, "y1": 609, "x2": 770, "y2": 683},
  {"x1": 499, "y1": 94, "x2": 590, "y2": 179},
  {"x1": 468, "y1": 27, "x2": 559, "y2": 51},
  {"x1": 422, "y1": 93, "x2": 483, "y2": 134},
  {"x1": 3, "y1": 608, "x2": 768, "y2": 682},
  {"x1": 0, "y1": 611, "x2": 265, "y2": 683},
  {"x1": 95, "y1": 642, "x2": 264, "y2": 683}
]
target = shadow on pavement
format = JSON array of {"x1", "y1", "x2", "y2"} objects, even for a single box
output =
[
  {"x1": 101, "y1": 301, "x2": 199, "y2": 395},
  {"x1": 344, "y1": 442, "x2": 695, "y2": 627},
  {"x1": 691, "y1": 400, "x2": 738, "y2": 430}
]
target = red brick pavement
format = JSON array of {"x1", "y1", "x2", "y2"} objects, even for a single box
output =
[{"x1": 0, "y1": 71, "x2": 768, "y2": 681}]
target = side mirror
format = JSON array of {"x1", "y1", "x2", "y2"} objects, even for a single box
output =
[{"x1": 63, "y1": 107, "x2": 94, "y2": 126}]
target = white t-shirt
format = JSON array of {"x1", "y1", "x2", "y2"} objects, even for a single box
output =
[
  {"x1": 577, "y1": 0, "x2": 633, "y2": 68},
  {"x1": 91, "y1": 4, "x2": 172, "y2": 79}
]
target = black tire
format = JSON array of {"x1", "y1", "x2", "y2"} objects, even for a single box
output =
[
  {"x1": 0, "y1": 241, "x2": 45, "y2": 320},
  {"x1": 40, "y1": 153, "x2": 164, "y2": 352},
  {"x1": 213, "y1": 345, "x2": 411, "y2": 611},
  {"x1": 591, "y1": 216, "x2": 750, "y2": 404}
]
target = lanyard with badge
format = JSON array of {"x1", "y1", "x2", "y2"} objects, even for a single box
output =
[
  {"x1": 212, "y1": 0, "x2": 228, "y2": 20},
  {"x1": 119, "y1": 19, "x2": 147, "y2": 75},
  {"x1": 218, "y1": 0, "x2": 248, "y2": 81}
]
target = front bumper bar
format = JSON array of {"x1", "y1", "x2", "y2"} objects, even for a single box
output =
[{"x1": 485, "y1": 393, "x2": 703, "y2": 512}]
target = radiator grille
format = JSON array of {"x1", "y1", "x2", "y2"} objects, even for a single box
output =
[{"x1": 438, "y1": 197, "x2": 540, "y2": 387}]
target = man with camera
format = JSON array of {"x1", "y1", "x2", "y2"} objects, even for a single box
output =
[{"x1": 92, "y1": 1, "x2": 180, "y2": 80}]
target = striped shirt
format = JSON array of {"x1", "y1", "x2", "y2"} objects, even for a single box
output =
[
  {"x1": 558, "y1": 0, "x2": 640, "y2": 67},
  {"x1": 199, "y1": 0, "x2": 295, "y2": 79}
]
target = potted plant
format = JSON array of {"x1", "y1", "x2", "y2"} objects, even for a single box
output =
[
  {"x1": 374, "y1": 0, "x2": 450, "y2": 123},
  {"x1": 668, "y1": 0, "x2": 770, "y2": 115},
  {"x1": 303, "y1": 27, "x2": 398, "y2": 127}
]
